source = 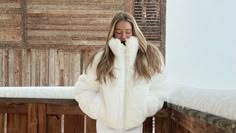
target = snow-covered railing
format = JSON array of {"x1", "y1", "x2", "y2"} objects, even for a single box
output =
[{"x1": 0, "y1": 86, "x2": 235, "y2": 133}]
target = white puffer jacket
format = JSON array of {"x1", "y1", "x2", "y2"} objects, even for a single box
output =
[{"x1": 74, "y1": 36, "x2": 166, "y2": 130}]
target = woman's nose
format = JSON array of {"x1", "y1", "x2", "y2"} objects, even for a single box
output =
[{"x1": 122, "y1": 33, "x2": 126, "y2": 39}]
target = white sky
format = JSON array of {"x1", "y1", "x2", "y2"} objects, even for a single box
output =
[{"x1": 166, "y1": 0, "x2": 236, "y2": 89}]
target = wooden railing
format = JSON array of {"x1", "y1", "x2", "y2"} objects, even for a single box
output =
[
  {"x1": 0, "y1": 98, "x2": 171, "y2": 133},
  {"x1": 1, "y1": 87, "x2": 235, "y2": 133},
  {"x1": 1, "y1": 98, "x2": 235, "y2": 133}
]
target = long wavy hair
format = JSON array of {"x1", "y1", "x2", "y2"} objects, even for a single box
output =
[{"x1": 86, "y1": 12, "x2": 164, "y2": 83}]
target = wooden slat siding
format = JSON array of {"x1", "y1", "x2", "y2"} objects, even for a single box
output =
[
  {"x1": 64, "y1": 115, "x2": 84, "y2": 133},
  {"x1": 40, "y1": 49, "x2": 49, "y2": 86},
  {"x1": 3, "y1": 49, "x2": 9, "y2": 86},
  {"x1": 0, "y1": 0, "x2": 22, "y2": 43},
  {"x1": 0, "y1": 49, "x2": 4, "y2": 133},
  {"x1": 27, "y1": 104, "x2": 37, "y2": 133},
  {"x1": 58, "y1": 49, "x2": 64, "y2": 86},
  {"x1": 72, "y1": 51, "x2": 80, "y2": 84},
  {"x1": 47, "y1": 114, "x2": 61, "y2": 133},
  {"x1": 0, "y1": 49, "x2": 3, "y2": 86},
  {"x1": 47, "y1": 49, "x2": 64, "y2": 132},
  {"x1": 7, "y1": 48, "x2": 27, "y2": 132},
  {"x1": 14, "y1": 49, "x2": 22, "y2": 86},
  {"x1": 7, "y1": 113, "x2": 27, "y2": 133},
  {"x1": 8, "y1": 49, "x2": 14, "y2": 86},
  {"x1": 0, "y1": 103, "x2": 27, "y2": 114},
  {"x1": 35, "y1": 49, "x2": 41, "y2": 86},
  {"x1": 123, "y1": 0, "x2": 134, "y2": 14},
  {"x1": 22, "y1": 49, "x2": 30, "y2": 86},
  {"x1": 26, "y1": 0, "x2": 117, "y2": 47},
  {"x1": 63, "y1": 51, "x2": 84, "y2": 133},
  {"x1": 46, "y1": 104, "x2": 84, "y2": 133},
  {"x1": 38, "y1": 104, "x2": 47, "y2": 133},
  {"x1": 30, "y1": 49, "x2": 36, "y2": 86},
  {"x1": 48, "y1": 49, "x2": 55, "y2": 86},
  {"x1": 27, "y1": 2, "x2": 123, "y2": 10},
  {"x1": 63, "y1": 51, "x2": 69, "y2": 86},
  {"x1": 160, "y1": 0, "x2": 166, "y2": 57}
]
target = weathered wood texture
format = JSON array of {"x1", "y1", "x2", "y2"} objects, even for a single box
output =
[
  {"x1": 168, "y1": 103, "x2": 235, "y2": 133},
  {"x1": 0, "y1": 99, "x2": 234, "y2": 133},
  {"x1": 0, "y1": 99, "x2": 156, "y2": 133},
  {"x1": 0, "y1": 48, "x2": 81, "y2": 87},
  {"x1": 0, "y1": 0, "x2": 166, "y2": 132}
]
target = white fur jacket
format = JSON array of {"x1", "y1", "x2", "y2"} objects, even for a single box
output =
[{"x1": 74, "y1": 36, "x2": 166, "y2": 130}]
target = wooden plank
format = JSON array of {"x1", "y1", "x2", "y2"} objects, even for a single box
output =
[
  {"x1": 155, "y1": 108, "x2": 170, "y2": 133},
  {"x1": 72, "y1": 51, "x2": 80, "y2": 84},
  {"x1": 170, "y1": 109, "x2": 229, "y2": 133},
  {"x1": 30, "y1": 49, "x2": 36, "y2": 86},
  {"x1": 27, "y1": 17, "x2": 111, "y2": 25},
  {"x1": 47, "y1": 114, "x2": 61, "y2": 133},
  {"x1": 27, "y1": 39, "x2": 106, "y2": 46},
  {"x1": 47, "y1": 104, "x2": 83, "y2": 115},
  {"x1": 48, "y1": 49, "x2": 55, "y2": 86},
  {"x1": 0, "y1": 114, "x2": 4, "y2": 133},
  {"x1": 27, "y1": 9, "x2": 118, "y2": 16},
  {"x1": 168, "y1": 103, "x2": 236, "y2": 133},
  {"x1": 35, "y1": 49, "x2": 40, "y2": 86},
  {"x1": 38, "y1": 104, "x2": 47, "y2": 133},
  {"x1": 14, "y1": 49, "x2": 22, "y2": 86},
  {"x1": 54, "y1": 49, "x2": 60, "y2": 86},
  {"x1": 27, "y1": 104, "x2": 37, "y2": 133},
  {"x1": 0, "y1": 98, "x2": 77, "y2": 104},
  {"x1": 0, "y1": 28, "x2": 22, "y2": 42},
  {"x1": 0, "y1": 49, "x2": 4, "y2": 132},
  {"x1": 64, "y1": 115, "x2": 84, "y2": 133},
  {"x1": 143, "y1": 117, "x2": 152, "y2": 133},
  {"x1": 58, "y1": 50, "x2": 64, "y2": 86},
  {"x1": 40, "y1": 49, "x2": 49, "y2": 86},
  {"x1": 0, "y1": 49, "x2": 3, "y2": 86},
  {"x1": 86, "y1": 117, "x2": 96, "y2": 133},
  {"x1": 2, "y1": 48, "x2": 9, "y2": 86},
  {"x1": 22, "y1": 48, "x2": 31, "y2": 86},
  {"x1": 7, "y1": 48, "x2": 27, "y2": 133},
  {"x1": 7, "y1": 113, "x2": 27, "y2": 133},
  {"x1": 160, "y1": 0, "x2": 167, "y2": 57},
  {"x1": 63, "y1": 51, "x2": 69, "y2": 86},
  {"x1": 27, "y1": 25, "x2": 109, "y2": 31},
  {"x1": 0, "y1": 0, "x2": 20, "y2": 3},
  {"x1": 0, "y1": 44, "x2": 103, "y2": 52},
  {"x1": 8, "y1": 49, "x2": 14, "y2": 86},
  {"x1": 27, "y1": 2, "x2": 123, "y2": 10},
  {"x1": 0, "y1": 103, "x2": 27, "y2": 114}
]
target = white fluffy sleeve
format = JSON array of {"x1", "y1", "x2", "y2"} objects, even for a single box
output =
[
  {"x1": 74, "y1": 51, "x2": 105, "y2": 119},
  {"x1": 145, "y1": 63, "x2": 171, "y2": 117},
  {"x1": 144, "y1": 72, "x2": 166, "y2": 117}
]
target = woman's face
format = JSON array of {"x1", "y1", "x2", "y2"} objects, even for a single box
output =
[{"x1": 114, "y1": 20, "x2": 133, "y2": 42}]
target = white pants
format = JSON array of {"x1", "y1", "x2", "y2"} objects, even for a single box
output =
[{"x1": 96, "y1": 120, "x2": 143, "y2": 133}]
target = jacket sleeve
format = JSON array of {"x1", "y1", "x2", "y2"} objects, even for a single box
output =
[
  {"x1": 74, "y1": 52, "x2": 105, "y2": 120},
  {"x1": 145, "y1": 69, "x2": 168, "y2": 117}
]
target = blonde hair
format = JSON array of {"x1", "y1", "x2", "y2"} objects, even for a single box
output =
[{"x1": 86, "y1": 12, "x2": 164, "y2": 83}]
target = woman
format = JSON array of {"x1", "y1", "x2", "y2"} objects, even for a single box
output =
[{"x1": 74, "y1": 12, "x2": 166, "y2": 133}]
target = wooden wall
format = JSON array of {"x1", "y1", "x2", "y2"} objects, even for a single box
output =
[
  {"x1": 0, "y1": 0, "x2": 165, "y2": 86},
  {"x1": 0, "y1": 0, "x2": 166, "y2": 132}
]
